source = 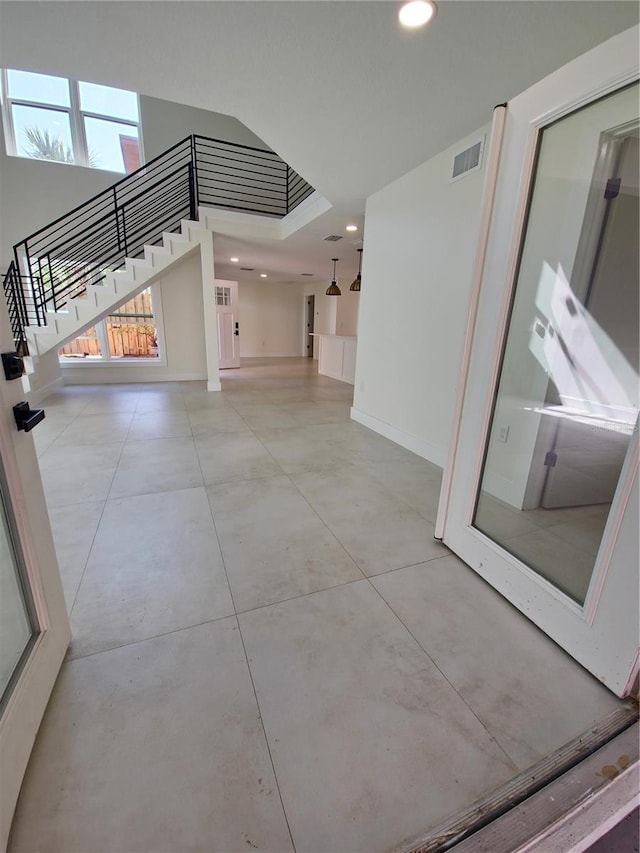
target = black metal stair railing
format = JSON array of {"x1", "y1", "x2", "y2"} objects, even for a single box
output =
[
  {"x1": 3, "y1": 134, "x2": 314, "y2": 351},
  {"x1": 2, "y1": 261, "x2": 44, "y2": 354}
]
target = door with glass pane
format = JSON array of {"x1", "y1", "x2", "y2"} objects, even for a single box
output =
[
  {"x1": 444, "y1": 29, "x2": 639, "y2": 697},
  {"x1": 0, "y1": 298, "x2": 70, "y2": 847},
  {"x1": 215, "y1": 281, "x2": 240, "y2": 369}
]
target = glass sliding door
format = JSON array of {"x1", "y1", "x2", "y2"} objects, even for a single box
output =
[
  {"x1": 444, "y1": 26, "x2": 639, "y2": 697},
  {"x1": 0, "y1": 458, "x2": 37, "y2": 708},
  {"x1": 474, "y1": 82, "x2": 639, "y2": 606},
  {"x1": 0, "y1": 269, "x2": 70, "y2": 848}
]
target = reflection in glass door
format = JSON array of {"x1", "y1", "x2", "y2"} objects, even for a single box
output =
[
  {"x1": 474, "y1": 83, "x2": 639, "y2": 605},
  {"x1": 0, "y1": 457, "x2": 37, "y2": 708}
]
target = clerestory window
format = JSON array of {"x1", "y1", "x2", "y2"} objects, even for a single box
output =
[{"x1": 1, "y1": 69, "x2": 143, "y2": 174}]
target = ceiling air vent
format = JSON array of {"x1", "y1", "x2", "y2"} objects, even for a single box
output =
[
  {"x1": 323, "y1": 235, "x2": 343, "y2": 242},
  {"x1": 240, "y1": 267, "x2": 255, "y2": 271},
  {"x1": 451, "y1": 137, "x2": 485, "y2": 182}
]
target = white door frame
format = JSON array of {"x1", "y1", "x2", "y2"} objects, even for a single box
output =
[
  {"x1": 0, "y1": 298, "x2": 70, "y2": 847},
  {"x1": 442, "y1": 26, "x2": 639, "y2": 697}
]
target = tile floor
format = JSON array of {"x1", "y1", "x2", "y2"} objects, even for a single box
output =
[{"x1": 9, "y1": 358, "x2": 624, "y2": 853}]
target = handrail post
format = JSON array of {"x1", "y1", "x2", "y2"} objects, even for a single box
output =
[
  {"x1": 190, "y1": 135, "x2": 199, "y2": 219},
  {"x1": 18, "y1": 245, "x2": 32, "y2": 331},
  {"x1": 188, "y1": 163, "x2": 196, "y2": 222},
  {"x1": 121, "y1": 207, "x2": 128, "y2": 258},
  {"x1": 114, "y1": 187, "x2": 122, "y2": 252},
  {"x1": 286, "y1": 166, "x2": 290, "y2": 214},
  {"x1": 44, "y1": 256, "x2": 55, "y2": 322}
]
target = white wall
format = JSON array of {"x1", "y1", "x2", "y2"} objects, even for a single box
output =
[
  {"x1": 352, "y1": 127, "x2": 490, "y2": 467},
  {"x1": 335, "y1": 288, "x2": 360, "y2": 336},
  {"x1": 138, "y1": 95, "x2": 270, "y2": 161},
  {"x1": 239, "y1": 281, "x2": 303, "y2": 357},
  {"x1": 0, "y1": 94, "x2": 269, "y2": 265},
  {"x1": 61, "y1": 251, "x2": 207, "y2": 384}
]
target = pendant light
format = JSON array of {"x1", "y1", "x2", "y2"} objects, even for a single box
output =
[
  {"x1": 326, "y1": 258, "x2": 341, "y2": 295},
  {"x1": 350, "y1": 248, "x2": 363, "y2": 292}
]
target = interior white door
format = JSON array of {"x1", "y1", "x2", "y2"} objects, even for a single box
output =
[
  {"x1": 443, "y1": 28, "x2": 639, "y2": 697},
  {"x1": 215, "y1": 281, "x2": 240, "y2": 369},
  {"x1": 0, "y1": 298, "x2": 70, "y2": 848}
]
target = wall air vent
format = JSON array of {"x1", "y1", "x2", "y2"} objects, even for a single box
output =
[
  {"x1": 300, "y1": 273, "x2": 314, "y2": 276},
  {"x1": 451, "y1": 137, "x2": 485, "y2": 182},
  {"x1": 323, "y1": 235, "x2": 343, "y2": 242},
  {"x1": 240, "y1": 267, "x2": 255, "y2": 271}
]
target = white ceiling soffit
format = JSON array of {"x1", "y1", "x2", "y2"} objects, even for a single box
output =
[{"x1": 0, "y1": 1, "x2": 638, "y2": 208}]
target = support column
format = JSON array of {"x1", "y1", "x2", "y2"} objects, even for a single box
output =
[{"x1": 198, "y1": 230, "x2": 221, "y2": 391}]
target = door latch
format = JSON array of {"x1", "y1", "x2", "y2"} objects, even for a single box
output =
[
  {"x1": 2, "y1": 351, "x2": 24, "y2": 381},
  {"x1": 13, "y1": 401, "x2": 46, "y2": 432},
  {"x1": 234, "y1": 322, "x2": 239, "y2": 336}
]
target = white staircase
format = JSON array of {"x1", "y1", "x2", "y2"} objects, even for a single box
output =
[
  {"x1": 24, "y1": 216, "x2": 211, "y2": 360},
  {"x1": 20, "y1": 189, "x2": 329, "y2": 381}
]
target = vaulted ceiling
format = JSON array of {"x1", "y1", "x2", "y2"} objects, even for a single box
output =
[{"x1": 1, "y1": 1, "x2": 637, "y2": 286}]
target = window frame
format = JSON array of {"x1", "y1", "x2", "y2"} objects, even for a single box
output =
[
  {"x1": 58, "y1": 284, "x2": 165, "y2": 368},
  {"x1": 1, "y1": 69, "x2": 143, "y2": 173}
]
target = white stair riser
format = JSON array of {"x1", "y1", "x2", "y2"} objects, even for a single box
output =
[{"x1": 28, "y1": 221, "x2": 204, "y2": 355}]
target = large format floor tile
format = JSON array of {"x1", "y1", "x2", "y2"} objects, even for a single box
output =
[
  {"x1": 21, "y1": 361, "x2": 627, "y2": 853},
  {"x1": 39, "y1": 442, "x2": 123, "y2": 507},
  {"x1": 69, "y1": 488, "x2": 234, "y2": 657},
  {"x1": 195, "y1": 432, "x2": 283, "y2": 485},
  {"x1": 239, "y1": 581, "x2": 516, "y2": 853},
  {"x1": 47, "y1": 501, "x2": 104, "y2": 612},
  {"x1": 187, "y1": 406, "x2": 251, "y2": 436},
  {"x1": 259, "y1": 425, "x2": 356, "y2": 474},
  {"x1": 54, "y1": 411, "x2": 134, "y2": 445},
  {"x1": 31, "y1": 415, "x2": 74, "y2": 458},
  {"x1": 126, "y1": 409, "x2": 192, "y2": 440},
  {"x1": 208, "y1": 475, "x2": 363, "y2": 611},
  {"x1": 372, "y1": 555, "x2": 621, "y2": 769},
  {"x1": 366, "y1": 459, "x2": 443, "y2": 522},
  {"x1": 109, "y1": 436, "x2": 203, "y2": 498},
  {"x1": 81, "y1": 390, "x2": 140, "y2": 415},
  {"x1": 293, "y1": 468, "x2": 447, "y2": 575},
  {"x1": 9, "y1": 620, "x2": 294, "y2": 853}
]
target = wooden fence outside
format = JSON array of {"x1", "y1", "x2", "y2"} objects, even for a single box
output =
[{"x1": 58, "y1": 290, "x2": 158, "y2": 359}]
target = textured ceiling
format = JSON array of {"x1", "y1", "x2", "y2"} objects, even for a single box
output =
[{"x1": 1, "y1": 1, "x2": 638, "y2": 285}]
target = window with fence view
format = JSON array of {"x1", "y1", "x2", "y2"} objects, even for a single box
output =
[{"x1": 58, "y1": 288, "x2": 159, "y2": 361}]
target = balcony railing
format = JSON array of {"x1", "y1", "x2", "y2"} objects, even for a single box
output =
[{"x1": 3, "y1": 134, "x2": 314, "y2": 351}]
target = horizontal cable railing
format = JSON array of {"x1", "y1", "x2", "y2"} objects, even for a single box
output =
[{"x1": 4, "y1": 134, "x2": 314, "y2": 351}]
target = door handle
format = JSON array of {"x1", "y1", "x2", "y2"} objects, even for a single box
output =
[
  {"x1": 234, "y1": 322, "x2": 239, "y2": 336},
  {"x1": 2, "y1": 352, "x2": 24, "y2": 381},
  {"x1": 13, "y1": 401, "x2": 46, "y2": 432}
]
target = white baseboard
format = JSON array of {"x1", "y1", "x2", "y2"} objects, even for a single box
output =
[
  {"x1": 207, "y1": 380, "x2": 222, "y2": 392},
  {"x1": 350, "y1": 406, "x2": 446, "y2": 468},
  {"x1": 239, "y1": 352, "x2": 303, "y2": 358},
  {"x1": 62, "y1": 371, "x2": 207, "y2": 385},
  {"x1": 26, "y1": 375, "x2": 64, "y2": 404}
]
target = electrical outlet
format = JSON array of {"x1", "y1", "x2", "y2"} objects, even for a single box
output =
[{"x1": 497, "y1": 424, "x2": 510, "y2": 443}]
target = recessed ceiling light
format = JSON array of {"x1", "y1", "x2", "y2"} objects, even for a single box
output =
[
  {"x1": 260, "y1": 273, "x2": 267, "y2": 278},
  {"x1": 346, "y1": 225, "x2": 358, "y2": 232},
  {"x1": 230, "y1": 257, "x2": 239, "y2": 262},
  {"x1": 399, "y1": 0, "x2": 436, "y2": 28}
]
